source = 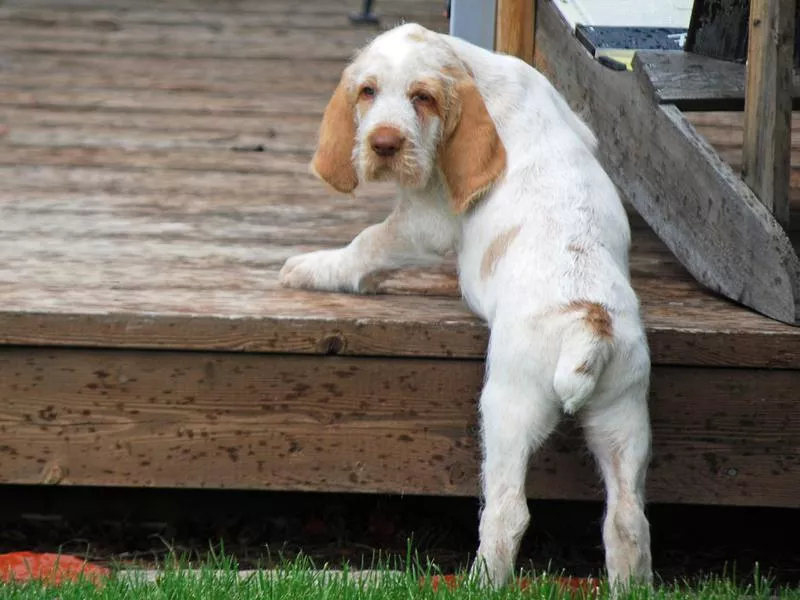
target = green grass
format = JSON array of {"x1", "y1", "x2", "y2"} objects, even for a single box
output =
[{"x1": 1, "y1": 552, "x2": 798, "y2": 600}]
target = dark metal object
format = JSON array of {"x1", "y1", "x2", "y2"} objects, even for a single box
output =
[
  {"x1": 349, "y1": 0, "x2": 379, "y2": 25},
  {"x1": 597, "y1": 55, "x2": 627, "y2": 71}
]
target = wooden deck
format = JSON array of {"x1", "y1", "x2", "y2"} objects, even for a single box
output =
[{"x1": 0, "y1": 0, "x2": 798, "y2": 507}]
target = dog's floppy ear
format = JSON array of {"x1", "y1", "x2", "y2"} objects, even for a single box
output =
[
  {"x1": 439, "y1": 73, "x2": 506, "y2": 213},
  {"x1": 310, "y1": 73, "x2": 359, "y2": 194}
]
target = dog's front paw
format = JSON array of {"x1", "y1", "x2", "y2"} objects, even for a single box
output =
[{"x1": 279, "y1": 249, "x2": 361, "y2": 293}]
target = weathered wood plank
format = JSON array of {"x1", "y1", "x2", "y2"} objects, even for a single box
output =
[
  {"x1": 2, "y1": 0, "x2": 439, "y2": 14},
  {"x1": 0, "y1": 165, "x2": 317, "y2": 197},
  {"x1": 0, "y1": 6, "x2": 447, "y2": 32},
  {"x1": 0, "y1": 106, "x2": 320, "y2": 136},
  {"x1": 10, "y1": 113, "x2": 800, "y2": 173},
  {"x1": 685, "y1": 0, "x2": 750, "y2": 62},
  {"x1": 687, "y1": 0, "x2": 800, "y2": 66},
  {"x1": 0, "y1": 87, "x2": 328, "y2": 116},
  {"x1": 6, "y1": 107, "x2": 800, "y2": 216},
  {"x1": 634, "y1": 50, "x2": 800, "y2": 110},
  {"x1": 0, "y1": 23, "x2": 378, "y2": 61},
  {"x1": 686, "y1": 111, "x2": 800, "y2": 216},
  {"x1": 1, "y1": 0, "x2": 800, "y2": 367},
  {"x1": 2, "y1": 282, "x2": 800, "y2": 368},
  {"x1": 1, "y1": 172, "x2": 799, "y2": 366},
  {"x1": 0, "y1": 109, "x2": 318, "y2": 153},
  {"x1": 0, "y1": 20, "x2": 383, "y2": 44},
  {"x1": 1, "y1": 55, "x2": 342, "y2": 95},
  {"x1": 0, "y1": 348, "x2": 797, "y2": 507},
  {"x1": 742, "y1": 0, "x2": 795, "y2": 228},
  {"x1": 0, "y1": 145, "x2": 315, "y2": 175},
  {"x1": 535, "y1": 0, "x2": 800, "y2": 324},
  {"x1": 495, "y1": 0, "x2": 535, "y2": 64},
  {"x1": 1, "y1": 127, "x2": 304, "y2": 155}
]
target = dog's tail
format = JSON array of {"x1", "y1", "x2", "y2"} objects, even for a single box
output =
[{"x1": 552, "y1": 302, "x2": 614, "y2": 415}]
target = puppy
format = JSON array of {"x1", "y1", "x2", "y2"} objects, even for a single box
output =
[{"x1": 280, "y1": 23, "x2": 652, "y2": 588}]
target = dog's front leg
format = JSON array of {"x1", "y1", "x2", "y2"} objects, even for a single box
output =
[{"x1": 279, "y1": 195, "x2": 457, "y2": 294}]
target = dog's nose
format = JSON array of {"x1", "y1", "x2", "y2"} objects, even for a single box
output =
[{"x1": 370, "y1": 128, "x2": 405, "y2": 157}]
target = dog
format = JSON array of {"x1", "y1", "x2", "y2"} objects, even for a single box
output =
[{"x1": 279, "y1": 23, "x2": 652, "y2": 588}]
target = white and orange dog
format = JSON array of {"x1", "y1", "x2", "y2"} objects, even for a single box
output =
[{"x1": 280, "y1": 23, "x2": 652, "y2": 588}]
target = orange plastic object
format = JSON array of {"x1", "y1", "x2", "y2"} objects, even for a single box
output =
[
  {"x1": 428, "y1": 574, "x2": 460, "y2": 591},
  {"x1": 0, "y1": 552, "x2": 109, "y2": 585},
  {"x1": 556, "y1": 576, "x2": 601, "y2": 595}
]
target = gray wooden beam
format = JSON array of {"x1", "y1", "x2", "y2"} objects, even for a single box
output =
[
  {"x1": 534, "y1": 0, "x2": 800, "y2": 324},
  {"x1": 634, "y1": 50, "x2": 800, "y2": 110}
]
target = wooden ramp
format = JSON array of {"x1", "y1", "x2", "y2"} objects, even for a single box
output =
[{"x1": 0, "y1": 0, "x2": 798, "y2": 507}]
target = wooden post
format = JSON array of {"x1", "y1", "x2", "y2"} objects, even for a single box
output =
[
  {"x1": 494, "y1": 0, "x2": 535, "y2": 63},
  {"x1": 742, "y1": 0, "x2": 795, "y2": 228}
]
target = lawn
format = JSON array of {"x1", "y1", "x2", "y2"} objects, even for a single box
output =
[{"x1": 1, "y1": 553, "x2": 799, "y2": 600}]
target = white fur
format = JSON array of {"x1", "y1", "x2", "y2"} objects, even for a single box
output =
[{"x1": 280, "y1": 23, "x2": 652, "y2": 588}]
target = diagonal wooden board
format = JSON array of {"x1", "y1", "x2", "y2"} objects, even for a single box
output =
[{"x1": 534, "y1": 0, "x2": 800, "y2": 325}]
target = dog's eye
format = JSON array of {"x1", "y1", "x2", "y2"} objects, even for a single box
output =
[
  {"x1": 412, "y1": 92, "x2": 433, "y2": 104},
  {"x1": 360, "y1": 86, "x2": 376, "y2": 99}
]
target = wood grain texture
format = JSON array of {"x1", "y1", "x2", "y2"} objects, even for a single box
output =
[
  {"x1": 0, "y1": 179, "x2": 799, "y2": 365},
  {"x1": 2, "y1": 55, "x2": 342, "y2": 96},
  {"x1": 636, "y1": 51, "x2": 745, "y2": 109},
  {"x1": 1, "y1": 0, "x2": 800, "y2": 366},
  {"x1": 2, "y1": 0, "x2": 439, "y2": 15},
  {"x1": 494, "y1": 0, "x2": 535, "y2": 64},
  {"x1": 0, "y1": 348, "x2": 797, "y2": 507},
  {"x1": 634, "y1": 50, "x2": 800, "y2": 110},
  {"x1": 635, "y1": 47, "x2": 800, "y2": 114},
  {"x1": 0, "y1": 6, "x2": 446, "y2": 31},
  {"x1": 0, "y1": 87, "x2": 329, "y2": 117},
  {"x1": 686, "y1": 0, "x2": 800, "y2": 67},
  {"x1": 535, "y1": 0, "x2": 800, "y2": 324},
  {"x1": 686, "y1": 111, "x2": 800, "y2": 215},
  {"x1": 685, "y1": 0, "x2": 750, "y2": 62},
  {"x1": 742, "y1": 0, "x2": 795, "y2": 227},
  {"x1": 0, "y1": 23, "x2": 378, "y2": 61},
  {"x1": 1, "y1": 0, "x2": 800, "y2": 509}
]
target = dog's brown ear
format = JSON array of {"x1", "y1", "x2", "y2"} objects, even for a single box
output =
[
  {"x1": 310, "y1": 74, "x2": 359, "y2": 194},
  {"x1": 439, "y1": 75, "x2": 506, "y2": 213}
]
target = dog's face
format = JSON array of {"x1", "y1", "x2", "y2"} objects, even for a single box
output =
[{"x1": 310, "y1": 24, "x2": 507, "y2": 213}]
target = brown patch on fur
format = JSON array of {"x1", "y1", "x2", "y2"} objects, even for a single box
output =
[
  {"x1": 567, "y1": 243, "x2": 587, "y2": 255},
  {"x1": 438, "y1": 66, "x2": 506, "y2": 214},
  {"x1": 406, "y1": 29, "x2": 427, "y2": 42},
  {"x1": 575, "y1": 361, "x2": 592, "y2": 375},
  {"x1": 480, "y1": 225, "x2": 522, "y2": 280},
  {"x1": 563, "y1": 300, "x2": 613, "y2": 339},
  {"x1": 311, "y1": 71, "x2": 358, "y2": 194},
  {"x1": 409, "y1": 77, "x2": 445, "y2": 121}
]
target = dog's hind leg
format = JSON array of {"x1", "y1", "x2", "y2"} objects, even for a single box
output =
[
  {"x1": 581, "y1": 382, "x2": 653, "y2": 589},
  {"x1": 471, "y1": 355, "x2": 561, "y2": 588}
]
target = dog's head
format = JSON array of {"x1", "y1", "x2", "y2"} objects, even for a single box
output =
[{"x1": 310, "y1": 23, "x2": 506, "y2": 213}]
